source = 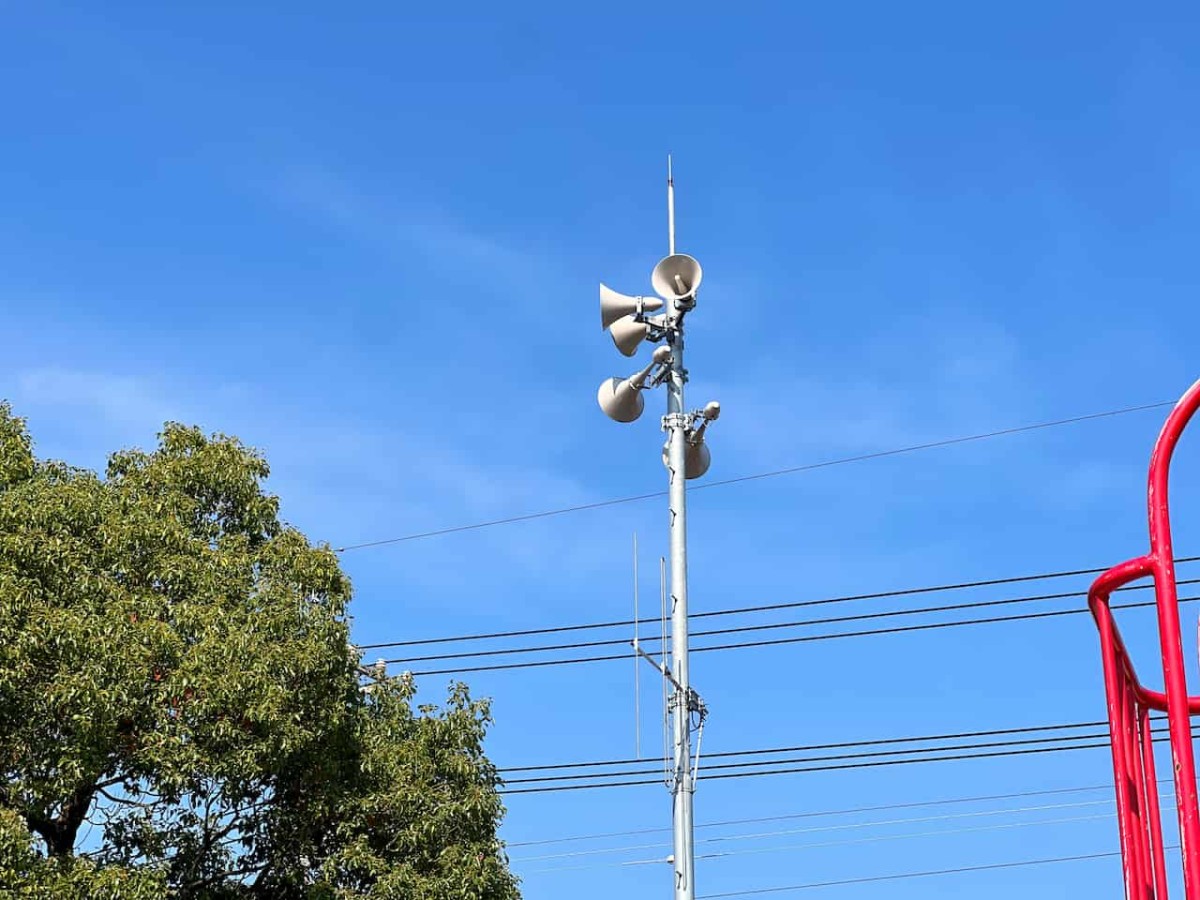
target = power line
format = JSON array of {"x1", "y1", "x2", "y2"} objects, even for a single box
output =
[
  {"x1": 380, "y1": 579, "x2": 1200, "y2": 667},
  {"x1": 359, "y1": 556, "x2": 1199, "y2": 661},
  {"x1": 383, "y1": 587, "x2": 1084, "y2": 665},
  {"x1": 693, "y1": 848, "x2": 1151, "y2": 898},
  {"x1": 512, "y1": 798, "x2": 1117, "y2": 863},
  {"x1": 499, "y1": 725, "x2": 1196, "y2": 795},
  {"x1": 501, "y1": 743, "x2": 1102, "y2": 795},
  {"x1": 686, "y1": 596, "x2": 1187, "y2": 656},
  {"x1": 403, "y1": 593, "x2": 1196, "y2": 676},
  {"x1": 511, "y1": 781, "x2": 1195, "y2": 879},
  {"x1": 502, "y1": 729, "x2": 1116, "y2": 787},
  {"x1": 701, "y1": 808, "x2": 1115, "y2": 854},
  {"x1": 499, "y1": 720, "x2": 1107, "y2": 774},
  {"x1": 520, "y1": 809, "x2": 1123, "y2": 873},
  {"x1": 500, "y1": 743, "x2": 1093, "y2": 794},
  {"x1": 502, "y1": 722, "x2": 1170, "y2": 788},
  {"x1": 336, "y1": 400, "x2": 1173, "y2": 552},
  {"x1": 504, "y1": 782, "x2": 1122, "y2": 847},
  {"x1": 358, "y1": 560, "x2": 1129, "y2": 652},
  {"x1": 700, "y1": 740, "x2": 1115, "y2": 783}
]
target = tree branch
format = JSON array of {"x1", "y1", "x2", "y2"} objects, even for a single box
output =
[
  {"x1": 96, "y1": 786, "x2": 158, "y2": 809},
  {"x1": 185, "y1": 859, "x2": 270, "y2": 892}
]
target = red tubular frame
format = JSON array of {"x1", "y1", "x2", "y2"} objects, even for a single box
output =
[{"x1": 1090, "y1": 379, "x2": 1200, "y2": 899}]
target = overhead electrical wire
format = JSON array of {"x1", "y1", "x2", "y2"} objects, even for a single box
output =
[
  {"x1": 501, "y1": 724, "x2": 1115, "y2": 786},
  {"x1": 519, "y1": 809, "x2": 1125, "y2": 873},
  {"x1": 378, "y1": 579, "x2": 1200, "y2": 667},
  {"x1": 511, "y1": 798, "x2": 1118, "y2": 864},
  {"x1": 499, "y1": 720, "x2": 1109, "y2": 775},
  {"x1": 357, "y1": 560, "x2": 1130, "y2": 651},
  {"x1": 500, "y1": 743, "x2": 1103, "y2": 795},
  {"x1": 691, "y1": 847, "x2": 1166, "y2": 898},
  {"x1": 504, "y1": 731, "x2": 1114, "y2": 786},
  {"x1": 400, "y1": 591, "x2": 1198, "y2": 677},
  {"x1": 504, "y1": 781, "x2": 1126, "y2": 847},
  {"x1": 356, "y1": 556, "x2": 1200, "y2": 663},
  {"x1": 507, "y1": 776, "x2": 1196, "y2": 878},
  {"x1": 688, "y1": 810, "x2": 1120, "y2": 863},
  {"x1": 335, "y1": 400, "x2": 1173, "y2": 552},
  {"x1": 498, "y1": 722, "x2": 1196, "y2": 795}
]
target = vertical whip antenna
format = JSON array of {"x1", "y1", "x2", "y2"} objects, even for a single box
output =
[
  {"x1": 661, "y1": 555, "x2": 669, "y2": 787},
  {"x1": 667, "y1": 155, "x2": 676, "y2": 256},
  {"x1": 633, "y1": 533, "x2": 641, "y2": 760}
]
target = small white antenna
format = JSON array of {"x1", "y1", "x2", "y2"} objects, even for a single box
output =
[
  {"x1": 633, "y1": 532, "x2": 641, "y2": 760},
  {"x1": 667, "y1": 155, "x2": 676, "y2": 256},
  {"x1": 660, "y1": 555, "x2": 669, "y2": 786}
]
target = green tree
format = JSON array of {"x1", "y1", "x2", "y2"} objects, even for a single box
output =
[{"x1": 0, "y1": 403, "x2": 520, "y2": 899}]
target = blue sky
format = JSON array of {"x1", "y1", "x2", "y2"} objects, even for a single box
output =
[{"x1": 4, "y1": 2, "x2": 1200, "y2": 897}]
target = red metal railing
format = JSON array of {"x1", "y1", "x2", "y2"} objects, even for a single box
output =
[{"x1": 1090, "y1": 379, "x2": 1200, "y2": 899}]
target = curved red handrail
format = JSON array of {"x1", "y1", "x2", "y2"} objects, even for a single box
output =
[{"x1": 1089, "y1": 378, "x2": 1200, "y2": 900}]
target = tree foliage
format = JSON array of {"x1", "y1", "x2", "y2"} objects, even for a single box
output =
[{"x1": 0, "y1": 403, "x2": 520, "y2": 898}]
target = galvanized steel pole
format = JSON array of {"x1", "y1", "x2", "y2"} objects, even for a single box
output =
[
  {"x1": 665, "y1": 317, "x2": 695, "y2": 900},
  {"x1": 597, "y1": 159, "x2": 713, "y2": 900}
]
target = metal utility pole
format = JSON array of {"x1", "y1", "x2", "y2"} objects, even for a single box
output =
[
  {"x1": 595, "y1": 159, "x2": 717, "y2": 900},
  {"x1": 664, "y1": 160, "x2": 696, "y2": 900}
]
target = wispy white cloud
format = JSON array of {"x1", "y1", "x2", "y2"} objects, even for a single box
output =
[
  {"x1": 269, "y1": 165, "x2": 560, "y2": 301},
  {"x1": 706, "y1": 311, "x2": 1026, "y2": 473},
  {"x1": 10, "y1": 365, "x2": 603, "y2": 596},
  {"x1": 17, "y1": 367, "x2": 188, "y2": 432}
]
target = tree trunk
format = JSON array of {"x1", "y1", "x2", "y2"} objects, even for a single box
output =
[{"x1": 26, "y1": 784, "x2": 93, "y2": 857}]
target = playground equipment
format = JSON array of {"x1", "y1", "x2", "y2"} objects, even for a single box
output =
[{"x1": 1090, "y1": 379, "x2": 1200, "y2": 899}]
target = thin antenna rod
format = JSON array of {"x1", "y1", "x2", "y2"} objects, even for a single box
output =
[
  {"x1": 667, "y1": 155, "x2": 676, "y2": 256},
  {"x1": 633, "y1": 533, "x2": 641, "y2": 760},
  {"x1": 661, "y1": 555, "x2": 669, "y2": 787}
]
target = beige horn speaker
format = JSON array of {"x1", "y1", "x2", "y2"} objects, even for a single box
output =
[
  {"x1": 600, "y1": 283, "x2": 664, "y2": 331},
  {"x1": 609, "y1": 315, "x2": 650, "y2": 357},
  {"x1": 662, "y1": 439, "x2": 712, "y2": 479},
  {"x1": 651, "y1": 254, "x2": 703, "y2": 303},
  {"x1": 596, "y1": 357, "x2": 660, "y2": 423}
]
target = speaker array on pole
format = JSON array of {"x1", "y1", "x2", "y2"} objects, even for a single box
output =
[{"x1": 596, "y1": 255, "x2": 711, "y2": 427}]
